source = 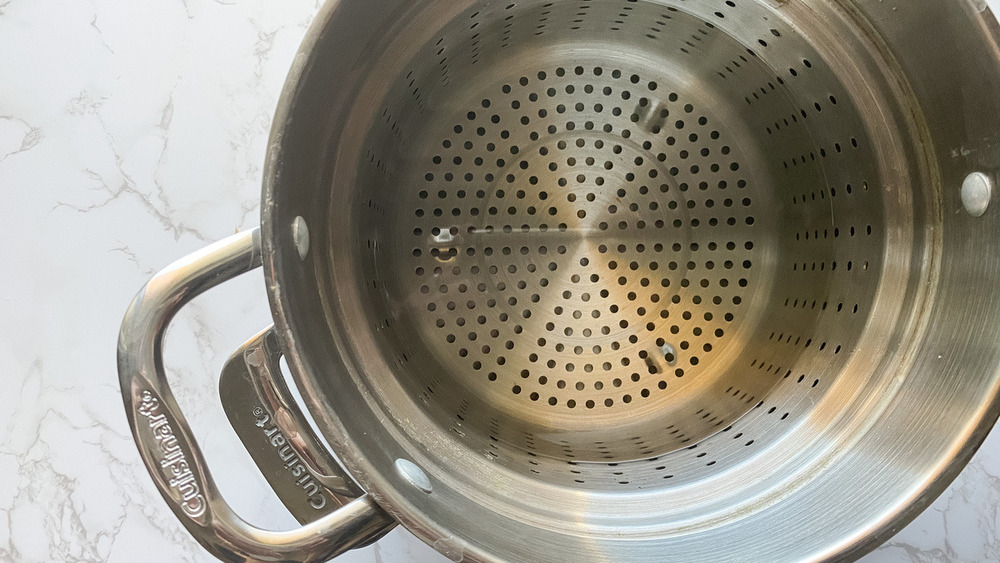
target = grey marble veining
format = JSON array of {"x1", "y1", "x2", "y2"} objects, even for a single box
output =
[{"x1": 2, "y1": 1, "x2": 1000, "y2": 561}]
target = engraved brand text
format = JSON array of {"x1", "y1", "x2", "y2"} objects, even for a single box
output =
[
  {"x1": 253, "y1": 407, "x2": 328, "y2": 510},
  {"x1": 138, "y1": 390, "x2": 206, "y2": 518}
]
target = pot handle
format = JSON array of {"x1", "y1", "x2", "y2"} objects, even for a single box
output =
[{"x1": 117, "y1": 228, "x2": 396, "y2": 562}]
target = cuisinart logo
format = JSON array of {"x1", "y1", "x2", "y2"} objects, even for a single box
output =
[
  {"x1": 137, "y1": 390, "x2": 206, "y2": 518},
  {"x1": 252, "y1": 406, "x2": 328, "y2": 510}
]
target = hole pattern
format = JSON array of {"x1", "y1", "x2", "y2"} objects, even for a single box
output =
[
  {"x1": 408, "y1": 67, "x2": 756, "y2": 413},
  {"x1": 353, "y1": 0, "x2": 889, "y2": 488}
]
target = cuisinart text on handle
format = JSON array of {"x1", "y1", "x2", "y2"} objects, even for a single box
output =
[
  {"x1": 138, "y1": 390, "x2": 206, "y2": 518},
  {"x1": 253, "y1": 406, "x2": 328, "y2": 510}
]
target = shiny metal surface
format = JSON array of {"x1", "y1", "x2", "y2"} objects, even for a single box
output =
[
  {"x1": 118, "y1": 229, "x2": 395, "y2": 562},
  {"x1": 220, "y1": 326, "x2": 387, "y2": 529},
  {"x1": 258, "y1": 0, "x2": 1000, "y2": 561},
  {"x1": 962, "y1": 171, "x2": 993, "y2": 217},
  {"x1": 277, "y1": 0, "x2": 910, "y2": 488}
]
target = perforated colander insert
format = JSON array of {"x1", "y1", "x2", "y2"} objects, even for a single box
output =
[{"x1": 351, "y1": 0, "x2": 889, "y2": 490}]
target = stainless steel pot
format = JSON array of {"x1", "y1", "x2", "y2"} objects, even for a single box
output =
[{"x1": 119, "y1": 1, "x2": 1000, "y2": 561}]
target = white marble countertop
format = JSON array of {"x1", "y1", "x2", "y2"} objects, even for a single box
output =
[{"x1": 3, "y1": 1, "x2": 1000, "y2": 561}]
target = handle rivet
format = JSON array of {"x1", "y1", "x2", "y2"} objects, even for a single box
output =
[
  {"x1": 961, "y1": 172, "x2": 992, "y2": 217},
  {"x1": 395, "y1": 459, "x2": 432, "y2": 493},
  {"x1": 292, "y1": 216, "x2": 310, "y2": 261}
]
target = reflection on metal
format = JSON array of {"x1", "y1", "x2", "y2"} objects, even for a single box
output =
[
  {"x1": 262, "y1": 0, "x2": 1000, "y2": 560},
  {"x1": 118, "y1": 229, "x2": 395, "y2": 562},
  {"x1": 293, "y1": 216, "x2": 311, "y2": 261},
  {"x1": 121, "y1": 0, "x2": 1000, "y2": 561},
  {"x1": 395, "y1": 459, "x2": 433, "y2": 494},
  {"x1": 962, "y1": 172, "x2": 993, "y2": 217},
  {"x1": 220, "y1": 326, "x2": 390, "y2": 532}
]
